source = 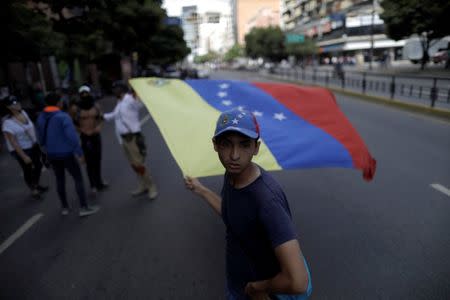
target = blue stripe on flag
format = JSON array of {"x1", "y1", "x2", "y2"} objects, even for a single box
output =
[{"x1": 185, "y1": 79, "x2": 353, "y2": 169}]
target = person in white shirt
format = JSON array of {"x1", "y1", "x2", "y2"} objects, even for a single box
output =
[
  {"x1": 1, "y1": 96, "x2": 48, "y2": 198},
  {"x1": 103, "y1": 81, "x2": 158, "y2": 200}
]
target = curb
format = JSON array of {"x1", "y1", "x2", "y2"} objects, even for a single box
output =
[{"x1": 263, "y1": 73, "x2": 450, "y2": 123}]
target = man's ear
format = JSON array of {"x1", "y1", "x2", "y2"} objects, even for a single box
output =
[
  {"x1": 212, "y1": 138, "x2": 218, "y2": 152},
  {"x1": 254, "y1": 140, "x2": 261, "y2": 156}
]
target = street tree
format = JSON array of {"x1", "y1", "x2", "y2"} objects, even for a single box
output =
[
  {"x1": 380, "y1": 0, "x2": 450, "y2": 69},
  {"x1": 285, "y1": 38, "x2": 318, "y2": 62},
  {"x1": 224, "y1": 44, "x2": 244, "y2": 63},
  {"x1": 0, "y1": 0, "x2": 64, "y2": 88},
  {"x1": 245, "y1": 26, "x2": 286, "y2": 62}
]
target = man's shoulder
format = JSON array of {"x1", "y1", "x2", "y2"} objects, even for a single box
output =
[{"x1": 258, "y1": 170, "x2": 284, "y2": 196}]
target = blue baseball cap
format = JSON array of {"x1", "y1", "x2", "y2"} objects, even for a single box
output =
[{"x1": 213, "y1": 108, "x2": 260, "y2": 139}]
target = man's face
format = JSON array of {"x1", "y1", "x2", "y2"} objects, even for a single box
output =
[{"x1": 213, "y1": 132, "x2": 260, "y2": 175}]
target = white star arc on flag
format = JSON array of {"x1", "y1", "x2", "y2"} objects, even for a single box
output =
[
  {"x1": 253, "y1": 111, "x2": 263, "y2": 117},
  {"x1": 217, "y1": 91, "x2": 227, "y2": 98},
  {"x1": 219, "y1": 83, "x2": 230, "y2": 89},
  {"x1": 274, "y1": 113, "x2": 287, "y2": 121},
  {"x1": 222, "y1": 100, "x2": 232, "y2": 106}
]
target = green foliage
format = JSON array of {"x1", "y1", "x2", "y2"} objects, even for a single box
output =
[
  {"x1": 3, "y1": 0, "x2": 188, "y2": 66},
  {"x1": 224, "y1": 44, "x2": 244, "y2": 62},
  {"x1": 380, "y1": 0, "x2": 450, "y2": 67},
  {"x1": 380, "y1": 0, "x2": 450, "y2": 41},
  {"x1": 285, "y1": 38, "x2": 318, "y2": 58},
  {"x1": 0, "y1": 1, "x2": 63, "y2": 63},
  {"x1": 245, "y1": 26, "x2": 286, "y2": 62},
  {"x1": 194, "y1": 51, "x2": 219, "y2": 64}
]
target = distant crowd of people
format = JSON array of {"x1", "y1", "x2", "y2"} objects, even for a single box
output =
[{"x1": 1, "y1": 81, "x2": 157, "y2": 217}]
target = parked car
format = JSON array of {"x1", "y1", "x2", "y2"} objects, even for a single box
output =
[
  {"x1": 432, "y1": 49, "x2": 448, "y2": 64},
  {"x1": 162, "y1": 65, "x2": 182, "y2": 78},
  {"x1": 142, "y1": 65, "x2": 162, "y2": 77},
  {"x1": 197, "y1": 68, "x2": 210, "y2": 78}
]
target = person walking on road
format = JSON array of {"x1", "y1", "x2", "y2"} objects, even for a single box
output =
[
  {"x1": 185, "y1": 108, "x2": 312, "y2": 300},
  {"x1": 74, "y1": 85, "x2": 108, "y2": 196},
  {"x1": 37, "y1": 92, "x2": 99, "y2": 217},
  {"x1": 1, "y1": 95, "x2": 48, "y2": 199},
  {"x1": 103, "y1": 80, "x2": 158, "y2": 200}
]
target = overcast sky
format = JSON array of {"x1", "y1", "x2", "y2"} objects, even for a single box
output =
[{"x1": 162, "y1": 0, "x2": 231, "y2": 16}]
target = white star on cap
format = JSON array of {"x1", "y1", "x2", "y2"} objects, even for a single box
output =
[
  {"x1": 274, "y1": 112, "x2": 286, "y2": 121},
  {"x1": 237, "y1": 106, "x2": 245, "y2": 112},
  {"x1": 253, "y1": 110, "x2": 263, "y2": 117},
  {"x1": 217, "y1": 91, "x2": 227, "y2": 98},
  {"x1": 232, "y1": 118, "x2": 239, "y2": 124},
  {"x1": 238, "y1": 114, "x2": 243, "y2": 118},
  {"x1": 219, "y1": 83, "x2": 229, "y2": 89},
  {"x1": 222, "y1": 100, "x2": 232, "y2": 106}
]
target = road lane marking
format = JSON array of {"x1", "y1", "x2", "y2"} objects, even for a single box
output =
[
  {"x1": 430, "y1": 183, "x2": 450, "y2": 197},
  {"x1": 140, "y1": 114, "x2": 151, "y2": 126},
  {"x1": 0, "y1": 213, "x2": 43, "y2": 255}
]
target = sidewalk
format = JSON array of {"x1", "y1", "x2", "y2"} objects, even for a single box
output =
[{"x1": 310, "y1": 60, "x2": 450, "y2": 78}]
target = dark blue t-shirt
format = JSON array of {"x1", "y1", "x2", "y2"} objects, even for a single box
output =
[{"x1": 221, "y1": 167, "x2": 297, "y2": 299}]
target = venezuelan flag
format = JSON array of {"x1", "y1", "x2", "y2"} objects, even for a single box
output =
[{"x1": 130, "y1": 78, "x2": 376, "y2": 180}]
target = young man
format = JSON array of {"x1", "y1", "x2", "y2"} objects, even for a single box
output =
[
  {"x1": 185, "y1": 108, "x2": 312, "y2": 300},
  {"x1": 37, "y1": 92, "x2": 100, "y2": 217},
  {"x1": 74, "y1": 86, "x2": 108, "y2": 195},
  {"x1": 103, "y1": 81, "x2": 157, "y2": 200}
]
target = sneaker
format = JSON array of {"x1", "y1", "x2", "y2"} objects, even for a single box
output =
[
  {"x1": 131, "y1": 186, "x2": 148, "y2": 197},
  {"x1": 31, "y1": 189, "x2": 41, "y2": 199},
  {"x1": 148, "y1": 185, "x2": 158, "y2": 200},
  {"x1": 79, "y1": 205, "x2": 100, "y2": 217},
  {"x1": 61, "y1": 208, "x2": 70, "y2": 216},
  {"x1": 37, "y1": 185, "x2": 49, "y2": 193},
  {"x1": 98, "y1": 181, "x2": 109, "y2": 190}
]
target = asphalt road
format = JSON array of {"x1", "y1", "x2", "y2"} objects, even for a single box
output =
[{"x1": 1, "y1": 70, "x2": 449, "y2": 299}]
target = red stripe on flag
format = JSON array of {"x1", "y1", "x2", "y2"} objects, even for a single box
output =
[{"x1": 253, "y1": 82, "x2": 376, "y2": 181}]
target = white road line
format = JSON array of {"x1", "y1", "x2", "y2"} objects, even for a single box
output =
[
  {"x1": 140, "y1": 114, "x2": 151, "y2": 126},
  {"x1": 0, "y1": 213, "x2": 43, "y2": 255},
  {"x1": 430, "y1": 183, "x2": 450, "y2": 197}
]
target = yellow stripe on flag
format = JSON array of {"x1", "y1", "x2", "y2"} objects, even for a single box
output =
[{"x1": 130, "y1": 78, "x2": 281, "y2": 177}]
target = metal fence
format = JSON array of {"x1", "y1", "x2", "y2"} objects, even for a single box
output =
[{"x1": 267, "y1": 67, "x2": 450, "y2": 110}]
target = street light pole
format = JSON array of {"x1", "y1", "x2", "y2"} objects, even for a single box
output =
[{"x1": 369, "y1": 0, "x2": 375, "y2": 70}]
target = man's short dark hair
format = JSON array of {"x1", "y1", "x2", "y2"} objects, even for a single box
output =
[
  {"x1": 44, "y1": 92, "x2": 61, "y2": 106},
  {"x1": 112, "y1": 80, "x2": 129, "y2": 93}
]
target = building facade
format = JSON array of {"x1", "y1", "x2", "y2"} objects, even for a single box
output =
[
  {"x1": 236, "y1": 0, "x2": 280, "y2": 44},
  {"x1": 180, "y1": 2, "x2": 234, "y2": 59},
  {"x1": 281, "y1": 0, "x2": 405, "y2": 64}
]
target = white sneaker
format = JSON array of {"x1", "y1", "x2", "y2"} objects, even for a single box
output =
[
  {"x1": 148, "y1": 185, "x2": 158, "y2": 200},
  {"x1": 131, "y1": 186, "x2": 148, "y2": 197},
  {"x1": 79, "y1": 205, "x2": 100, "y2": 217}
]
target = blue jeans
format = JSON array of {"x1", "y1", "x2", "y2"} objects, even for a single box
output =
[
  {"x1": 226, "y1": 257, "x2": 312, "y2": 300},
  {"x1": 50, "y1": 155, "x2": 88, "y2": 209}
]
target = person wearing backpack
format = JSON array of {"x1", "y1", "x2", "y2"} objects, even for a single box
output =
[{"x1": 37, "y1": 92, "x2": 99, "y2": 217}]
